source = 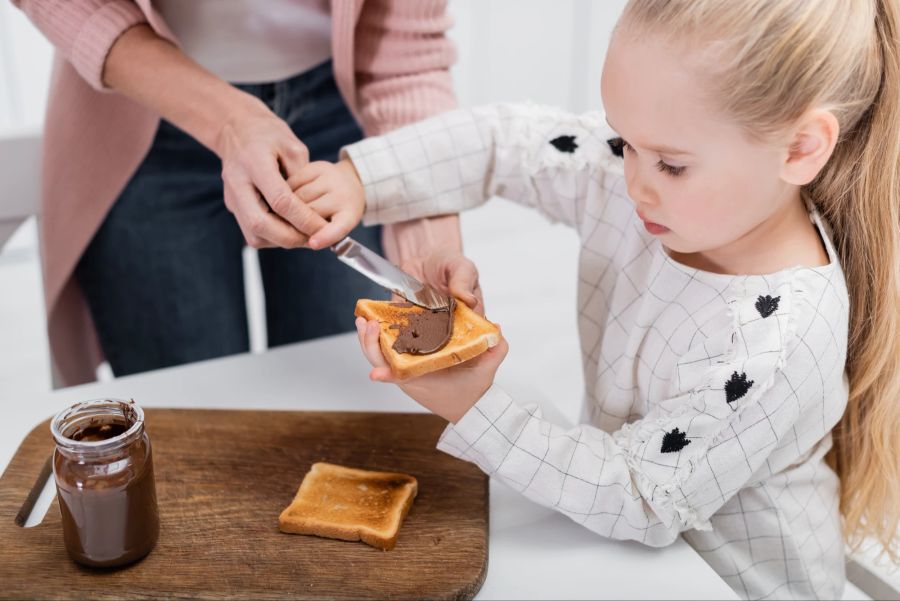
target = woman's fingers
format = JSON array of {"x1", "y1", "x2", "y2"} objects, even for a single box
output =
[
  {"x1": 277, "y1": 139, "x2": 309, "y2": 182},
  {"x1": 223, "y1": 184, "x2": 272, "y2": 248},
  {"x1": 250, "y1": 157, "x2": 327, "y2": 238},
  {"x1": 215, "y1": 110, "x2": 339, "y2": 248},
  {"x1": 225, "y1": 182, "x2": 309, "y2": 248}
]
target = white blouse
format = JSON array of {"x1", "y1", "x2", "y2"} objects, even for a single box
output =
[
  {"x1": 343, "y1": 103, "x2": 850, "y2": 600},
  {"x1": 154, "y1": 0, "x2": 331, "y2": 84}
]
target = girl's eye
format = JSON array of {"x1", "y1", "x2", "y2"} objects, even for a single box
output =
[
  {"x1": 656, "y1": 160, "x2": 686, "y2": 177},
  {"x1": 617, "y1": 136, "x2": 687, "y2": 177}
]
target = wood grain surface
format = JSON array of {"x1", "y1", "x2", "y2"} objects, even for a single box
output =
[{"x1": 0, "y1": 409, "x2": 489, "y2": 600}]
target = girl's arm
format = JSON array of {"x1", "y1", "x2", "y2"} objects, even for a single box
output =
[
  {"x1": 342, "y1": 103, "x2": 621, "y2": 233},
  {"x1": 294, "y1": 103, "x2": 620, "y2": 249},
  {"x1": 435, "y1": 279, "x2": 836, "y2": 546},
  {"x1": 294, "y1": 103, "x2": 620, "y2": 304}
]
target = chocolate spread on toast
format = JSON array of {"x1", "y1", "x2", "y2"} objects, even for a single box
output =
[{"x1": 389, "y1": 297, "x2": 457, "y2": 355}]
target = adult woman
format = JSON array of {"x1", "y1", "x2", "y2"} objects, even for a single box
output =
[{"x1": 12, "y1": 0, "x2": 464, "y2": 384}]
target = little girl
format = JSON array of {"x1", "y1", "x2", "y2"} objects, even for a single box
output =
[{"x1": 294, "y1": 1, "x2": 900, "y2": 598}]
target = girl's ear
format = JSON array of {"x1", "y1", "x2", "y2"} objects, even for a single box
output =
[{"x1": 780, "y1": 108, "x2": 840, "y2": 186}]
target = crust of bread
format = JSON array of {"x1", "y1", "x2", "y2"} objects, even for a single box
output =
[
  {"x1": 354, "y1": 298, "x2": 500, "y2": 380},
  {"x1": 278, "y1": 462, "x2": 417, "y2": 551}
]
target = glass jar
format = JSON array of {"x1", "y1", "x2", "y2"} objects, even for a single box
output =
[{"x1": 51, "y1": 398, "x2": 159, "y2": 568}]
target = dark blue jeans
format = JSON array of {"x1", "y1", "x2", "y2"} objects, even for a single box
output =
[{"x1": 76, "y1": 61, "x2": 386, "y2": 377}]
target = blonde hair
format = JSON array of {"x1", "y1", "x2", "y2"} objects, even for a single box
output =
[{"x1": 621, "y1": 0, "x2": 900, "y2": 560}]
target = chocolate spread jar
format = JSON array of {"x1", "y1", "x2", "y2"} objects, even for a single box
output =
[{"x1": 50, "y1": 399, "x2": 159, "y2": 568}]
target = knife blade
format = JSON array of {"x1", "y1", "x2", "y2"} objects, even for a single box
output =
[{"x1": 331, "y1": 237, "x2": 450, "y2": 310}]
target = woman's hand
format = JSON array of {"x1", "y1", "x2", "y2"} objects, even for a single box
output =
[
  {"x1": 215, "y1": 104, "x2": 329, "y2": 248},
  {"x1": 103, "y1": 24, "x2": 327, "y2": 249},
  {"x1": 356, "y1": 317, "x2": 508, "y2": 423}
]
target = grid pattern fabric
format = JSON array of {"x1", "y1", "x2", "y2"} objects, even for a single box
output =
[{"x1": 343, "y1": 103, "x2": 850, "y2": 600}]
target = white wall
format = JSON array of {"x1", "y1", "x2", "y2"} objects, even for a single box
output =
[
  {"x1": 449, "y1": 0, "x2": 617, "y2": 111},
  {"x1": 0, "y1": 1, "x2": 53, "y2": 133},
  {"x1": 0, "y1": 0, "x2": 627, "y2": 402}
]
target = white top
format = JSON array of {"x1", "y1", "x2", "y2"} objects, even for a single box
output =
[
  {"x1": 344, "y1": 103, "x2": 850, "y2": 600},
  {"x1": 154, "y1": 0, "x2": 331, "y2": 84}
]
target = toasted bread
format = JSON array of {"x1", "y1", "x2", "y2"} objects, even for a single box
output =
[
  {"x1": 278, "y1": 462, "x2": 417, "y2": 551},
  {"x1": 355, "y1": 298, "x2": 500, "y2": 380}
]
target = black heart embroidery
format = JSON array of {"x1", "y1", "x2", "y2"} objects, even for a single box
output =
[
  {"x1": 725, "y1": 371, "x2": 754, "y2": 403},
  {"x1": 755, "y1": 295, "x2": 780, "y2": 318},
  {"x1": 661, "y1": 428, "x2": 691, "y2": 453},
  {"x1": 606, "y1": 136, "x2": 625, "y2": 158},
  {"x1": 549, "y1": 135, "x2": 578, "y2": 153}
]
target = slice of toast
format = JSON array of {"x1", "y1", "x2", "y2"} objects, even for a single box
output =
[
  {"x1": 278, "y1": 462, "x2": 417, "y2": 551},
  {"x1": 355, "y1": 298, "x2": 500, "y2": 380}
]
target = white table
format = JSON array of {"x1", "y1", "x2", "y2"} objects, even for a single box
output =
[{"x1": 1, "y1": 333, "x2": 738, "y2": 600}]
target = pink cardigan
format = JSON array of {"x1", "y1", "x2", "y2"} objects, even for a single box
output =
[{"x1": 12, "y1": 0, "x2": 457, "y2": 386}]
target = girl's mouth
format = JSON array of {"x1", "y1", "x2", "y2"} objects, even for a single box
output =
[
  {"x1": 642, "y1": 220, "x2": 670, "y2": 235},
  {"x1": 636, "y1": 210, "x2": 670, "y2": 235}
]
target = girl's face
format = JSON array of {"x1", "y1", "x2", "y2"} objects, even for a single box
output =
[{"x1": 600, "y1": 29, "x2": 796, "y2": 258}]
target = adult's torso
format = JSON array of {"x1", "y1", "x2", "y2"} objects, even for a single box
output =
[{"x1": 153, "y1": 0, "x2": 332, "y2": 83}]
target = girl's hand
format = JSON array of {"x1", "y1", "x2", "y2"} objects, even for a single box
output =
[
  {"x1": 288, "y1": 162, "x2": 484, "y2": 313},
  {"x1": 289, "y1": 159, "x2": 366, "y2": 250},
  {"x1": 215, "y1": 102, "x2": 329, "y2": 248},
  {"x1": 406, "y1": 249, "x2": 486, "y2": 316},
  {"x1": 356, "y1": 317, "x2": 508, "y2": 423}
]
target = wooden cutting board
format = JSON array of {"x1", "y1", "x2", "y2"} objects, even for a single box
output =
[{"x1": 0, "y1": 409, "x2": 488, "y2": 600}]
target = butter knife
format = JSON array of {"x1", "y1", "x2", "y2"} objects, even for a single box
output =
[{"x1": 331, "y1": 237, "x2": 450, "y2": 310}]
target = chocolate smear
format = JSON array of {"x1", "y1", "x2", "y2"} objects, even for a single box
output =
[{"x1": 390, "y1": 298, "x2": 457, "y2": 355}]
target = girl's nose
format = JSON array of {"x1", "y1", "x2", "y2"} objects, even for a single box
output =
[{"x1": 624, "y1": 158, "x2": 659, "y2": 206}]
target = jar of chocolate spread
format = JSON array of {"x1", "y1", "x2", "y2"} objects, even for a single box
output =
[{"x1": 50, "y1": 398, "x2": 159, "y2": 568}]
